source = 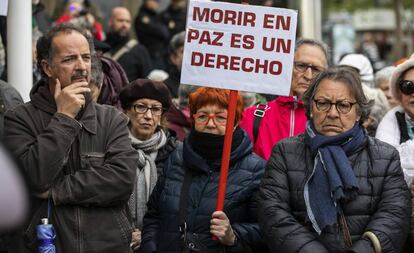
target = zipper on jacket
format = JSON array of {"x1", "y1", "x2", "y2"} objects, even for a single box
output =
[
  {"x1": 70, "y1": 137, "x2": 82, "y2": 252},
  {"x1": 77, "y1": 207, "x2": 81, "y2": 253},
  {"x1": 289, "y1": 99, "x2": 297, "y2": 137},
  {"x1": 82, "y1": 153, "x2": 105, "y2": 158}
]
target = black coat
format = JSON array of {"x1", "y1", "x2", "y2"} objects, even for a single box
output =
[
  {"x1": 258, "y1": 134, "x2": 410, "y2": 253},
  {"x1": 161, "y1": 5, "x2": 186, "y2": 40},
  {"x1": 139, "y1": 131, "x2": 267, "y2": 253},
  {"x1": 117, "y1": 43, "x2": 153, "y2": 82},
  {"x1": 134, "y1": 5, "x2": 169, "y2": 69},
  {"x1": 106, "y1": 39, "x2": 153, "y2": 82},
  {"x1": 164, "y1": 68, "x2": 180, "y2": 99}
]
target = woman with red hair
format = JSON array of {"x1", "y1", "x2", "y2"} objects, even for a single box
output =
[{"x1": 139, "y1": 87, "x2": 267, "y2": 253}]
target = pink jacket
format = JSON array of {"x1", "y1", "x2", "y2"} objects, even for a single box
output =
[{"x1": 240, "y1": 96, "x2": 307, "y2": 160}]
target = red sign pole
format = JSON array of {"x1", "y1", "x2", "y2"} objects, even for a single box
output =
[
  {"x1": 213, "y1": 89, "x2": 238, "y2": 241},
  {"x1": 215, "y1": 90, "x2": 238, "y2": 212},
  {"x1": 212, "y1": 0, "x2": 249, "y2": 241}
]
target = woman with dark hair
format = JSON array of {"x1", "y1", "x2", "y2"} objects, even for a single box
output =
[
  {"x1": 119, "y1": 79, "x2": 178, "y2": 251},
  {"x1": 258, "y1": 67, "x2": 410, "y2": 253},
  {"x1": 139, "y1": 87, "x2": 267, "y2": 253}
]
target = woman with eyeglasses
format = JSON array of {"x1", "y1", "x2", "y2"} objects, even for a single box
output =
[
  {"x1": 119, "y1": 79, "x2": 178, "y2": 252},
  {"x1": 139, "y1": 87, "x2": 267, "y2": 253},
  {"x1": 376, "y1": 56, "x2": 414, "y2": 245},
  {"x1": 258, "y1": 67, "x2": 410, "y2": 253}
]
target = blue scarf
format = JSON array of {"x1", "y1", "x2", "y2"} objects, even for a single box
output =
[{"x1": 304, "y1": 121, "x2": 365, "y2": 234}]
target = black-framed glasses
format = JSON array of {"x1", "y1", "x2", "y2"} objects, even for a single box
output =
[
  {"x1": 313, "y1": 99, "x2": 356, "y2": 114},
  {"x1": 399, "y1": 80, "x2": 414, "y2": 95},
  {"x1": 294, "y1": 61, "x2": 325, "y2": 77},
  {"x1": 132, "y1": 103, "x2": 164, "y2": 116}
]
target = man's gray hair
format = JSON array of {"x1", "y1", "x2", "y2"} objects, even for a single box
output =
[
  {"x1": 295, "y1": 38, "x2": 330, "y2": 67},
  {"x1": 168, "y1": 31, "x2": 186, "y2": 56}
]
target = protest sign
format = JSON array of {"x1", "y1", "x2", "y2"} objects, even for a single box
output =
[{"x1": 181, "y1": 0, "x2": 298, "y2": 96}]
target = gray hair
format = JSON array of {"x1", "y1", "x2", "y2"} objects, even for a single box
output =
[
  {"x1": 90, "y1": 55, "x2": 103, "y2": 88},
  {"x1": 295, "y1": 38, "x2": 330, "y2": 67},
  {"x1": 168, "y1": 31, "x2": 186, "y2": 56},
  {"x1": 365, "y1": 101, "x2": 386, "y2": 136},
  {"x1": 374, "y1": 66, "x2": 395, "y2": 87},
  {"x1": 178, "y1": 84, "x2": 198, "y2": 109},
  {"x1": 302, "y1": 67, "x2": 373, "y2": 123}
]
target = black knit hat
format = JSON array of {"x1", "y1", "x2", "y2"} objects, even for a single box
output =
[{"x1": 119, "y1": 79, "x2": 171, "y2": 110}]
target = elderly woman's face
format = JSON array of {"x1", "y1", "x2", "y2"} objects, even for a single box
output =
[
  {"x1": 400, "y1": 68, "x2": 414, "y2": 120},
  {"x1": 312, "y1": 79, "x2": 360, "y2": 136},
  {"x1": 193, "y1": 104, "x2": 227, "y2": 135},
  {"x1": 126, "y1": 98, "x2": 163, "y2": 140},
  {"x1": 377, "y1": 78, "x2": 399, "y2": 108}
]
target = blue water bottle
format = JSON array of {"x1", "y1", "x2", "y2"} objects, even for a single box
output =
[{"x1": 36, "y1": 218, "x2": 56, "y2": 253}]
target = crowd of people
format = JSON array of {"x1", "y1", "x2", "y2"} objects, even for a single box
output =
[{"x1": 0, "y1": 0, "x2": 414, "y2": 253}]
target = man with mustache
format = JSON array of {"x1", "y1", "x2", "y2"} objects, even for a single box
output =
[
  {"x1": 240, "y1": 39, "x2": 329, "y2": 160},
  {"x1": 3, "y1": 23, "x2": 138, "y2": 253},
  {"x1": 105, "y1": 7, "x2": 152, "y2": 82}
]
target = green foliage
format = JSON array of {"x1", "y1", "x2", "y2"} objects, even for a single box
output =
[{"x1": 324, "y1": 0, "x2": 414, "y2": 12}]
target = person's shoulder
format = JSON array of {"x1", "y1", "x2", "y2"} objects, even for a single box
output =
[
  {"x1": 366, "y1": 136, "x2": 399, "y2": 159},
  {"x1": 382, "y1": 105, "x2": 403, "y2": 120},
  {"x1": 94, "y1": 103, "x2": 119, "y2": 112},
  {"x1": 241, "y1": 151, "x2": 266, "y2": 171},
  {"x1": 278, "y1": 134, "x2": 306, "y2": 146},
  {"x1": 273, "y1": 134, "x2": 307, "y2": 154},
  {"x1": 166, "y1": 140, "x2": 183, "y2": 160},
  {"x1": 94, "y1": 103, "x2": 127, "y2": 121},
  {"x1": 5, "y1": 101, "x2": 34, "y2": 115},
  {"x1": 164, "y1": 142, "x2": 184, "y2": 172},
  {"x1": 375, "y1": 106, "x2": 402, "y2": 144},
  {"x1": 132, "y1": 42, "x2": 150, "y2": 53},
  {"x1": 366, "y1": 136, "x2": 406, "y2": 178},
  {"x1": 242, "y1": 99, "x2": 278, "y2": 117}
]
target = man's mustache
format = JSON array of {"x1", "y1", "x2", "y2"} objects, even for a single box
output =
[{"x1": 71, "y1": 71, "x2": 88, "y2": 82}]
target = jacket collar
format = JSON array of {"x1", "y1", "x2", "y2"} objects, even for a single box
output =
[
  {"x1": 30, "y1": 79, "x2": 97, "y2": 134},
  {"x1": 182, "y1": 130, "x2": 253, "y2": 174},
  {"x1": 276, "y1": 96, "x2": 304, "y2": 107}
]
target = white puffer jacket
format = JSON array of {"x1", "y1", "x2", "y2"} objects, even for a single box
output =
[{"x1": 376, "y1": 106, "x2": 414, "y2": 186}]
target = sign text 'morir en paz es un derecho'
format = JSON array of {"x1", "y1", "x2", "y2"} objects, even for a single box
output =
[{"x1": 181, "y1": 0, "x2": 298, "y2": 96}]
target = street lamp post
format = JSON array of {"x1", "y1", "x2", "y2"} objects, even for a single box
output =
[{"x1": 300, "y1": 0, "x2": 322, "y2": 40}]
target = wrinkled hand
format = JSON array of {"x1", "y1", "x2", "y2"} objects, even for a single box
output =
[
  {"x1": 130, "y1": 228, "x2": 141, "y2": 251},
  {"x1": 54, "y1": 79, "x2": 90, "y2": 118},
  {"x1": 34, "y1": 190, "x2": 49, "y2": 199},
  {"x1": 210, "y1": 211, "x2": 236, "y2": 246}
]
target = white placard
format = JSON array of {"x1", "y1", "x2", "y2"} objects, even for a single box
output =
[
  {"x1": 181, "y1": 0, "x2": 297, "y2": 96},
  {"x1": 0, "y1": 0, "x2": 8, "y2": 16}
]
